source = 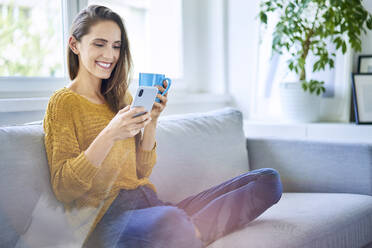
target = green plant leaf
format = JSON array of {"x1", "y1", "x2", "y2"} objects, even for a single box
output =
[
  {"x1": 342, "y1": 41, "x2": 347, "y2": 54},
  {"x1": 367, "y1": 17, "x2": 372, "y2": 29},
  {"x1": 302, "y1": 82, "x2": 308, "y2": 91},
  {"x1": 329, "y1": 58, "x2": 334, "y2": 68},
  {"x1": 258, "y1": 0, "x2": 372, "y2": 93},
  {"x1": 260, "y1": 12, "x2": 268, "y2": 24}
]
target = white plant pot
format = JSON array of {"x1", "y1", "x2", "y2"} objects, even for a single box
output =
[{"x1": 279, "y1": 82, "x2": 321, "y2": 123}]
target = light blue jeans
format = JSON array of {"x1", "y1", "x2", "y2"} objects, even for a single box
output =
[{"x1": 83, "y1": 168, "x2": 283, "y2": 248}]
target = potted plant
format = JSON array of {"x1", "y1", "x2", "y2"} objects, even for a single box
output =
[{"x1": 259, "y1": 0, "x2": 372, "y2": 122}]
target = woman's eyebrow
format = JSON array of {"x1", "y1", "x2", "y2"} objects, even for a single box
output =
[
  {"x1": 93, "y1": 38, "x2": 107, "y2": 43},
  {"x1": 93, "y1": 38, "x2": 121, "y2": 43}
]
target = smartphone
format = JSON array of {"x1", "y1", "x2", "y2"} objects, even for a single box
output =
[{"x1": 131, "y1": 86, "x2": 158, "y2": 118}]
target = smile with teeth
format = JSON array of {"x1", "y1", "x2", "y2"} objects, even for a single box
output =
[{"x1": 96, "y1": 61, "x2": 112, "y2": 69}]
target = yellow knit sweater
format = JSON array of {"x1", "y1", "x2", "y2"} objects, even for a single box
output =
[{"x1": 43, "y1": 87, "x2": 157, "y2": 245}]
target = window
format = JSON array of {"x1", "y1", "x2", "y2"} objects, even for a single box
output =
[
  {"x1": 0, "y1": 0, "x2": 228, "y2": 120},
  {"x1": 0, "y1": 0, "x2": 64, "y2": 77}
]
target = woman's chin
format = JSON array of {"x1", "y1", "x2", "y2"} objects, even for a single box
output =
[{"x1": 96, "y1": 73, "x2": 112, "y2": 80}]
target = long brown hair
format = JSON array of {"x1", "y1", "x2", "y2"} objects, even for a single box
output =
[{"x1": 67, "y1": 5, "x2": 132, "y2": 113}]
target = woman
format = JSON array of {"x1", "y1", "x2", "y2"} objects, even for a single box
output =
[{"x1": 43, "y1": 5, "x2": 283, "y2": 248}]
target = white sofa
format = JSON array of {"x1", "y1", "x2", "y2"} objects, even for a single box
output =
[{"x1": 0, "y1": 108, "x2": 371, "y2": 248}]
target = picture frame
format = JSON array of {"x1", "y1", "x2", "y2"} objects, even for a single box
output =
[
  {"x1": 351, "y1": 73, "x2": 372, "y2": 124},
  {"x1": 358, "y1": 55, "x2": 372, "y2": 73}
]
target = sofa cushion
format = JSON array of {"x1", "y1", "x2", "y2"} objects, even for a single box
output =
[
  {"x1": 14, "y1": 193, "x2": 78, "y2": 248},
  {"x1": 151, "y1": 107, "x2": 249, "y2": 203},
  {"x1": 209, "y1": 193, "x2": 372, "y2": 248}
]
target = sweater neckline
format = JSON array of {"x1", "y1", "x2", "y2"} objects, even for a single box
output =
[{"x1": 63, "y1": 87, "x2": 108, "y2": 107}]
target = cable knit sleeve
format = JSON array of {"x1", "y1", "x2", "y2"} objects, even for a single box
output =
[
  {"x1": 43, "y1": 93, "x2": 99, "y2": 204},
  {"x1": 136, "y1": 142, "x2": 157, "y2": 178}
]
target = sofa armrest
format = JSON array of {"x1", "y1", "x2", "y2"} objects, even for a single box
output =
[{"x1": 246, "y1": 137, "x2": 372, "y2": 196}]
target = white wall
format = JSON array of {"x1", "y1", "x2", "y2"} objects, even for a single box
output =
[
  {"x1": 355, "y1": 1, "x2": 372, "y2": 71},
  {"x1": 353, "y1": 31, "x2": 372, "y2": 72},
  {"x1": 182, "y1": 0, "x2": 226, "y2": 94},
  {"x1": 227, "y1": 0, "x2": 260, "y2": 119}
]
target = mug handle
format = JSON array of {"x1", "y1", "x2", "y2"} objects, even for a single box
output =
[{"x1": 161, "y1": 78, "x2": 172, "y2": 95}]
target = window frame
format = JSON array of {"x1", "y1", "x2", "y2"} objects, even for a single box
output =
[{"x1": 0, "y1": 0, "x2": 76, "y2": 113}]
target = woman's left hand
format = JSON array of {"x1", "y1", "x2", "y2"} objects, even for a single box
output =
[{"x1": 150, "y1": 80, "x2": 169, "y2": 122}]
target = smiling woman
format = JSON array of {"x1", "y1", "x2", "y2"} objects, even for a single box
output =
[
  {"x1": 42, "y1": 4, "x2": 283, "y2": 248},
  {"x1": 67, "y1": 20, "x2": 123, "y2": 105},
  {"x1": 69, "y1": 22, "x2": 122, "y2": 81},
  {"x1": 66, "y1": 5, "x2": 132, "y2": 112},
  {"x1": 43, "y1": 5, "x2": 156, "y2": 247}
]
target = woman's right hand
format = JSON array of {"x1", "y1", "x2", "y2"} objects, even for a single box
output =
[{"x1": 104, "y1": 105, "x2": 152, "y2": 142}]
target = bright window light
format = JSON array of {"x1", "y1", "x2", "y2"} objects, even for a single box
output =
[{"x1": 0, "y1": 0, "x2": 64, "y2": 77}]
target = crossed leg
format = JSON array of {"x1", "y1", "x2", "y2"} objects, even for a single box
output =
[
  {"x1": 176, "y1": 168, "x2": 283, "y2": 246},
  {"x1": 83, "y1": 168, "x2": 282, "y2": 248}
]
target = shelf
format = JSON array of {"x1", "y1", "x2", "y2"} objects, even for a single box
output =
[{"x1": 244, "y1": 120, "x2": 372, "y2": 143}]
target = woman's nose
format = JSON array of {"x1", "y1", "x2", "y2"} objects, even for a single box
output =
[{"x1": 103, "y1": 47, "x2": 116, "y2": 59}]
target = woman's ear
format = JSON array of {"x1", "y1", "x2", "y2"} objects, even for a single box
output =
[{"x1": 69, "y1": 36, "x2": 79, "y2": 55}]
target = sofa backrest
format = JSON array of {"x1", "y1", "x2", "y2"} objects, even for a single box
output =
[
  {"x1": 247, "y1": 137, "x2": 372, "y2": 196},
  {"x1": 0, "y1": 107, "x2": 249, "y2": 247},
  {"x1": 0, "y1": 124, "x2": 62, "y2": 247},
  {"x1": 151, "y1": 108, "x2": 250, "y2": 203}
]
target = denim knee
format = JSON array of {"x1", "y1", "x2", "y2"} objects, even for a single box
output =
[
  {"x1": 152, "y1": 207, "x2": 190, "y2": 230},
  {"x1": 256, "y1": 168, "x2": 283, "y2": 205},
  {"x1": 113, "y1": 206, "x2": 202, "y2": 248},
  {"x1": 149, "y1": 207, "x2": 203, "y2": 248}
]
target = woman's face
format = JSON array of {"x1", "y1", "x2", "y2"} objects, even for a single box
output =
[{"x1": 75, "y1": 20, "x2": 122, "y2": 80}]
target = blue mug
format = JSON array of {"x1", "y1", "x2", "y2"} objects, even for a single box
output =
[{"x1": 139, "y1": 73, "x2": 172, "y2": 103}]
